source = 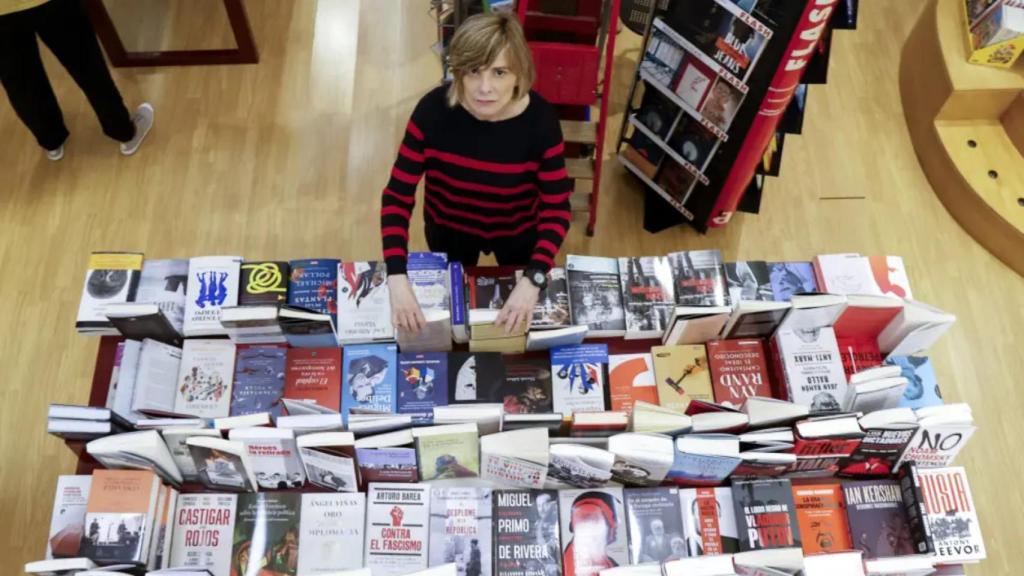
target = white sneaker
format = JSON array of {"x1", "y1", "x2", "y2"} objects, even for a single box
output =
[
  {"x1": 120, "y1": 102, "x2": 154, "y2": 156},
  {"x1": 46, "y1": 145, "x2": 64, "y2": 161}
]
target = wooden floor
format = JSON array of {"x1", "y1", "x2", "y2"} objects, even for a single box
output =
[{"x1": 1, "y1": 1, "x2": 1020, "y2": 573}]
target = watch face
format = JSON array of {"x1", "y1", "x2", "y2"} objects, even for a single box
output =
[{"x1": 532, "y1": 272, "x2": 546, "y2": 286}]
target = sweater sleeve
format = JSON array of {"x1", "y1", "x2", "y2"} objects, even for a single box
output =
[
  {"x1": 530, "y1": 106, "x2": 572, "y2": 273},
  {"x1": 380, "y1": 94, "x2": 435, "y2": 276}
]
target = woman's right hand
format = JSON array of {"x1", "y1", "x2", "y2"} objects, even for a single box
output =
[{"x1": 388, "y1": 274, "x2": 426, "y2": 333}]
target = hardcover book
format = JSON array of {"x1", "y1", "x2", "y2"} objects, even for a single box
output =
[
  {"x1": 239, "y1": 261, "x2": 289, "y2": 305},
  {"x1": 428, "y1": 487, "x2": 493, "y2": 576},
  {"x1": 297, "y1": 493, "x2": 367, "y2": 574},
  {"x1": 725, "y1": 261, "x2": 773, "y2": 303},
  {"x1": 76, "y1": 251, "x2": 144, "y2": 333},
  {"x1": 566, "y1": 255, "x2": 626, "y2": 337},
  {"x1": 337, "y1": 261, "x2": 394, "y2": 343},
  {"x1": 493, "y1": 489, "x2": 562, "y2": 576},
  {"x1": 768, "y1": 262, "x2": 818, "y2": 302},
  {"x1": 397, "y1": 353, "x2": 449, "y2": 425},
  {"x1": 232, "y1": 493, "x2": 302, "y2": 576},
  {"x1": 230, "y1": 345, "x2": 287, "y2": 419},
  {"x1": 550, "y1": 344, "x2": 609, "y2": 416},
  {"x1": 617, "y1": 256, "x2": 676, "y2": 339},
  {"x1": 731, "y1": 478, "x2": 801, "y2": 552},
  {"x1": 135, "y1": 259, "x2": 189, "y2": 334},
  {"x1": 916, "y1": 466, "x2": 986, "y2": 564},
  {"x1": 792, "y1": 483, "x2": 853, "y2": 555},
  {"x1": 885, "y1": 356, "x2": 944, "y2": 410},
  {"x1": 365, "y1": 483, "x2": 431, "y2": 576},
  {"x1": 176, "y1": 339, "x2": 236, "y2": 419},
  {"x1": 624, "y1": 487, "x2": 684, "y2": 564},
  {"x1": 183, "y1": 256, "x2": 243, "y2": 337},
  {"x1": 283, "y1": 348, "x2": 343, "y2": 414},
  {"x1": 843, "y1": 480, "x2": 916, "y2": 558},
  {"x1": 355, "y1": 447, "x2": 419, "y2": 484},
  {"x1": 667, "y1": 250, "x2": 729, "y2": 307},
  {"x1": 558, "y1": 488, "x2": 628, "y2": 576},
  {"x1": 608, "y1": 353, "x2": 658, "y2": 415},
  {"x1": 80, "y1": 469, "x2": 162, "y2": 565},
  {"x1": 342, "y1": 344, "x2": 398, "y2": 423},
  {"x1": 652, "y1": 344, "x2": 714, "y2": 413},
  {"x1": 773, "y1": 327, "x2": 848, "y2": 413},
  {"x1": 448, "y1": 352, "x2": 508, "y2": 405},
  {"x1": 169, "y1": 493, "x2": 237, "y2": 575},
  {"x1": 288, "y1": 259, "x2": 340, "y2": 321},
  {"x1": 46, "y1": 475, "x2": 92, "y2": 559},
  {"x1": 679, "y1": 487, "x2": 739, "y2": 556},
  {"x1": 707, "y1": 339, "x2": 771, "y2": 408}
]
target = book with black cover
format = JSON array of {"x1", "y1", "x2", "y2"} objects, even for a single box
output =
[
  {"x1": 527, "y1": 267, "x2": 571, "y2": 329},
  {"x1": 624, "y1": 487, "x2": 684, "y2": 564},
  {"x1": 668, "y1": 250, "x2": 729, "y2": 307},
  {"x1": 492, "y1": 490, "x2": 562, "y2": 576},
  {"x1": 842, "y1": 480, "x2": 916, "y2": 559},
  {"x1": 231, "y1": 493, "x2": 302, "y2": 576},
  {"x1": 566, "y1": 256, "x2": 626, "y2": 337},
  {"x1": 725, "y1": 261, "x2": 773, "y2": 303},
  {"x1": 618, "y1": 256, "x2": 676, "y2": 339},
  {"x1": 448, "y1": 352, "x2": 507, "y2": 405},
  {"x1": 239, "y1": 261, "x2": 289, "y2": 305},
  {"x1": 501, "y1": 356, "x2": 554, "y2": 414},
  {"x1": 630, "y1": 88, "x2": 679, "y2": 165},
  {"x1": 667, "y1": 115, "x2": 719, "y2": 172},
  {"x1": 664, "y1": 0, "x2": 773, "y2": 83},
  {"x1": 732, "y1": 478, "x2": 801, "y2": 552}
]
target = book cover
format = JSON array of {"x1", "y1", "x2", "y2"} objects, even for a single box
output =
[
  {"x1": 667, "y1": 114, "x2": 719, "y2": 172},
  {"x1": 493, "y1": 490, "x2": 562, "y2": 576},
  {"x1": 836, "y1": 337, "x2": 883, "y2": 381},
  {"x1": 550, "y1": 344, "x2": 609, "y2": 416},
  {"x1": 397, "y1": 353, "x2": 449, "y2": 425},
  {"x1": 558, "y1": 488, "x2": 628, "y2": 576},
  {"x1": 670, "y1": 0, "x2": 772, "y2": 82},
  {"x1": 631, "y1": 79, "x2": 678, "y2": 166},
  {"x1": 655, "y1": 160, "x2": 697, "y2": 205},
  {"x1": 188, "y1": 442, "x2": 256, "y2": 492},
  {"x1": 467, "y1": 267, "x2": 519, "y2": 311},
  {"x1": 299, "y1": 446, "x2": 359, "y2": 492},
  {"x1": 131, "y1": 338, "x2": 184, "y2": 417},
  {"x1": 732, "y1": 478, "x2": 801, "y2": 552},
  {"x1": 448, "y1": 352, "x2": 508, "y2": 404},
  {"x1": 608, "y1": 353, "x2": 657, "y2": 415},
  {"x1": 169, "y1": 493, "x2": 237, "y2": 575},
  {"x1": 236, "y1": 434, "x2": 305, "y2": 490},
  {"x1": 774, "y1": 327, "x2": 848, "y2": 413},
  {"x1": 885, "y1": 356, "x2": 944, "y2": 410},
  {"x1": 283, "y1": 348, "x2": 342, "y2": 414},
  {"x1": 843, "y1": 480, "x2": 916, "y2": 558},
  {"x1": 136, "y1": 259, "x2": 189, "y2": 333},
  {"x1": 667, "y1": 250, "x2": 729, "y2": 307},
  {"x1": 184, "y1": 256, "x2": 243, "y2": 337},
  {"x1": 288, "y1": 259, "x2": 340, "y2": 320},
  {"x1": 896, "y1": 423, "x2": 977, "y2": 469},
  {"x1": 407, "y1": 252, "x2": 451, "y2": 313},
  {"x1": 232, "y1": 493, "x2": 302, "y2": 576},
  {"x1": 768, "y1": 262, "x2": 818, "y2": 302},
  {"x1": 80, "y1": 469, "x2": 159, "y2": 564},
  {"x1": 342, "y1": 344, "x2": 398, "y2": 423},
  {"x1": 566, "y1": 256, "x2": 626, "y2": 336},
  {"x1": 917, "y1": 467, "x2": 986, "y2": 563},
  {"x1": 529, "y1": 267, "x2": 571, "y2": 329},
  {"x1": 356, "y1": 447, "x2": 419, "y2": 484},
  {"x1": 707, "y1": 339, "x2": 771, "y2": 408},
  {"x1": 624, "y1": 487, "x2": 684, "y2": 564},
  {"x1": 725, "y1": 261, "x2": 773, "y2": 303},
  {"x1": 896, "y1": 462, "x2": 935, "y2": 556},
  {"x1": 47, "y1": 475, "x2": 91, "y2": 559},
  {"x1": 365, "y1": 483, "x2": 431, "y2": 576},
  {"x1": 231, "y1": 345, "x2": 287, "y2": 419},
  {"x1": 547, "y1": 445, "x2": 614, "y2": 489},
  {"x1": 679, "y1": 487, "x2": 739, "y2": 556},
  {"x1": 429, "y1": 487, "x2": 493, "y2": 576},
  {"x1": 337, "y1": 261, "x2": 394, "y2": 343},
  {"x1": 617, "y1": 257, "x2": 675, "y2": 338},
  {"x1": 652, "y1": 344, "x2": 714, "y2": 412},
  {"x1": 501, "y1": 357, "x2": 554, "y2": 414},
  {"x1": 642, "y1": 27, "x2": 685, "y2": 87},
  {"x1": 672, "y1": 53, "x2": 715, "y2": 110},
  {"x1": 838, "y1": 427, "x2": 917, "y2": 478},
  {"x1": 297, "y1": 493, "x2": 366, "y2": 574},
  {"x1": 699, "y1": 77, "x2": 745, "y2": 130},
  {"x1": 792, "y1": 483, "x2": 853, "y2": 555},
  {"x1": 239, "y1": 261, "x2": 289, "y2": 305},
  {"x1": 666, "y1": 440, "x2": 741, "y2": 488},
  {"x1": 176, "y1": 340, "x2": 236, "y2": 419},
  {"x1": 76, "y1": 251, "x2": 144, "y2": 331},
  {"x1": 417, "y1": 428, "x2": 481, "y2": 480}
]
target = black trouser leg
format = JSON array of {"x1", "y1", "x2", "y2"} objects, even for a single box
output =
[
  {"x1": 0, "y1": 8, "x2": 69, "y2": 151},
  {"x1": 35, "y1": 0, "x2": 134, "y2": 142},
  {"x1": 492, "y1": 229, "x2": 537, "y2": 267},
  {"x1": 425, "y1": 221, "x2": 482, "y2": 267}
]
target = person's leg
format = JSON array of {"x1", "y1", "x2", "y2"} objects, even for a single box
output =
[
  {"x1": 0, "y1": 8, "x2": 70, "y2": 152},
  {"x1": 492, "y1": 229, "x2": 538, "y2": 267},
  {"x1": 425, "y1": 221, "x2": 481, "y2": 267},
  {"x1": 34, "y1": 0, "x2": 135, "y2": 142}
]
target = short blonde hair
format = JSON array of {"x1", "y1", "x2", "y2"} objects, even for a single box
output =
[{"x1": 446, "y1": 13, "x2": 535, "y2": 108}]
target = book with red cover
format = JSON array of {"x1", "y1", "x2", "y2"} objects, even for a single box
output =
[
  {"x1": 283, "y1": 348, "x2": 342, "y2": 413},
  {"x1": 792, "y1": 483, "x2": 853, "y2": 555},
  {"x1": 836, "y1": 337, "x2": 883, "y2": 381},
  {"x1": 707, "y1": 339, "x2": 772, "y2": 408},
  {"x1": 832, "y1": 296, "x2": 903, "y2": 346}
]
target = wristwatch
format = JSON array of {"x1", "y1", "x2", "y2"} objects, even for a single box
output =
[{"x1": 524, "y1": 268, "x2": 548, "y2": 291}]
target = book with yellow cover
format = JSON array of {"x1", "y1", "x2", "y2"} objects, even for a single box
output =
[
  {"x1": 652, "y1": 344, "x2": 713, "y2": 412},
  {"x1": 413, "y1": 423, "x2": 480, "y2": 480}
]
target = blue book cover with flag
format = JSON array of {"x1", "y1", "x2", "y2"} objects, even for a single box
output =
[
  {"x1": 288, "y1": 258, "x2": 339, "y2": 320},
  {"x1": 397, "y1": 352, "x2": 449, "y2": 425}
]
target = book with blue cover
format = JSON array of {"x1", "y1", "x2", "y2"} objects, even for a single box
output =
[
  {"x1": 230, "y1": 344, "x2": 287, "y2": 418},
  {"x1": 397, "y1": 352, "x2": 449, "y2": 425},
  {"x1": 288, "y1": 259, "x2": 340, "y2": 320},
  {"x1": 407, "y1": 252, "x2": 450, "y2": 313},
  {"x1": 885, "y1": 356, "x2": 943, "y2": 410},
  {"x1": 342, "y1": 343, "x2": 398, "y2": 424},
  {"x1": 550, "y1": 344, "x2": 609, "y2": 416},
  {"x1": 768, "y1": 262, "x2": 819, "y2": 302}
]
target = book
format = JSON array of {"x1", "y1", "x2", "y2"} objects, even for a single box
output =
[
  {"x1": 679, "y1": 487, "x2": 740, "y2": 556},
  {"x1": 276, "y1": 413, "x2": 344, "y2": 435},
  {"x1": 885, "y1": 356, "x2": 944, "y2": 409},
  {"x1": 183, "y1": 256, "x2": 243, "y2": 337},
  {"x1": 46, "y1": 475, "x2": 92, "y2": 559},
  {"x1": 297, "y1": 492, "x2": 367, "y2": 574},
  {"x1": 617, "y1": 257, "x2": 676, "y2": 339},
  {"x1": 500, "y1": 357, "x2": 555, "y2": 414},
  {"x1": 76, "y1": 251, "x2": 144, "y2": 334},
  {"x1": 608, "y1": 433, "x2": 675, "y2": 486},
  {"x1": 526, "y1": 325, "x2": 588, "y2": 351},
  {"x1": 24, "y1": 558, "x2": 98, "y2": 575},
  {"x1": 843, "y1": 480, "x2": 916, "y2": 558},
  {"x1": 434, "y1": 404, "x2": 505, "y2": 435},
  {"x1": 707, "y1": 340, "x2": 771, "y2": 408},
  {"x1": 566, "y1": 255, "x2": 626, "y2": 337},
  {"x1": 812, "y1": 253, "x2": 884, "y2": 297},
  {"x1": 836, "y1": 337, "x2": 884, "y2": 382},
  {"x1": 550, "y1": 344, "x2": 609, "y2": 416},
  {"x1": 629, "y1": 401, "x2": 692, "y2": 436},
  {"x1": 668, "y1": 0, "x2": 772, "y2": 83},
  {"x1": 546, "y1": 444, "x2": 616, "y2": 489},
  {"x1": 731, "y1": 478, "x2": 801, "y2": 552},
  {"x1": 876, "y1": 300, "x2": 956, "y2": 357},
  {"x1": 402, "y1": 253, "x2": 453, "y2": 349},
  {"x1": 229, "y1": 427, "x2": 306, "y2": 489},
  {"x1": 916, "y1": 466, "x2": 986, "y2": 564},
  {"x1": 629, "y1": 85, "x2": 677, "y2": 165},
  {"x1": 661, "y1": 306, "x2": 731, "y2": 346},
  {"x1": 665, "y1": 434, "x2": 741, "y2": 487},
  {"x1": 79, "y1": 469, "x2": 162, "y2": 565},
  {"x1": 772, "y1": 327, "x2": 848, "y2": 413},
  {"x1": 364, "y1": 483, "x2": 431, "y2": 576},
  {"x1": 219, "y1": 305, "x2": 287, "y2": 345},
  {"x1": 667, "y1": 114, "x2": 719, "y2": 171},
  {"x1": 283, "y1": 348, "x2": 343, "y2": 415},
  {"x1": 842, "y1": 377, "x2": 908, "y2": 414},
  {"x1": 838, "y1": 409, "x2": 918, "y2": 478},
  {"x1": 337, "y1": 260, "x2": 394, "y2": 343},
  {"x1": 239, "y1": 260, "x2": 289, "y2": 305},
  {"x1": 161, "y1": 427, "x2": 221, "y2": 483},
  {"x1": 214, "y1": 411, "x2": 271, "y2": 431},
  {"x1": 230, "y1": 344, "x2": 287, "y2": 419},
  {"x1": 186, "y1": 437, "x2": 258, "y2": 492},
  {"x1": 342, "y1": 344, "x2": 398, "y2": 424},
  {"x1": 297, "y1": 432, "x2": 359, "y2": 492},
  {"x1": 104, "y1": 302, "x2": 182, "y2": 347},
  {"x1": 624, "y1": 487, "x2": 684, "y2": 563},
  {"x1": 721, "y1": 300, "x2": 791, "y2": 340},
  {"x1": 527, "y1": 267, "x2": 571, "y2": 329},
  {"x1": 175, "y1": 339, "x2": 236, "y2": 419},
  {"x1": 652, "y1": 344, "x2": 713, "y2": 413},
  {"x1": 414, "y1": 424, "x2": 481, "y2": 480},
  {"x1": 571, "y1": 411, "x2": 629, "y2": 438},
  {"x1": 231, "y1": 493, "x2": 302, "y2": 576},
  {"x1": 466, "y1": 266, "x2": 519, "y2": 312},
  {"x1": 428, "y1": 487, "x2": 493, "y2": 576},
  {"x1": 168, "y1": 493, "x2": 237, "y2": 575},
  {"x1": 481, "y1": 428, "x2": 550, "y2": 489},
  {"x1": 130, "y1": 338, "x2": 184, "y2": 417},
  {"x1": 397, "y1": 352, "x2": 449, "y2": 425},
  {"x1": 673, "y1": 51, "x2": 716, "y2": 111},
  {"x1": 725, "y1": 261, "x2": 773, "y2": 303},
  {"x1": 803, "y1": 552, "x2": 865, "y2": 576},
  {"x1": 289, "y1": 258, "x2": 340, "y2": 320},
  {"x1": 558, "y1": 488, "x2": 628, "y2": 576},
  {"x1": 448, "y1": 352, "x2": 507, "y2": 404},
  {"x1": 896, "y1": 405, "x2": 976, "y2": 469},
  {"x1": 608, "y1": 353, "x2": 658, "y2": 415},
  {"x1": 792, "y1": 483, "x2": 853, "y2": 555},
  {"x1": 355, "y1": 444, "x2": 419, "y2": 484},
  {"x1": 895, "y1": 462, "x2": 935, "y2": 558},
  {"x1": 86, "y1": 429, "x2": 184, "y2": 486},
  {"x1": 493, "y1": 489, "x2": 562, "y2": 576},
  {"x1": 768, "y1": 262, "x2": 818, "y2": 302},
  {"x1": 667, "y1": 250, "x2": 729, "y2": 307},
  {"x1": 277, "y1": 305, "x2": 339, "y2": 348}
]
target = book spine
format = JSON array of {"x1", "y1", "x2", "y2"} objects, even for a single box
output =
[
  {"x1": 450, "y1": 262, "x2": 468, "y2": 343},
  {"x1": 898, "y1": 462, "x2": 936, "y2": 555}
]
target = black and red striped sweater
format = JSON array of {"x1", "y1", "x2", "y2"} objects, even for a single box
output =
[{"x1": 380, "y1": 86, "x2": 572, "y2": 275}]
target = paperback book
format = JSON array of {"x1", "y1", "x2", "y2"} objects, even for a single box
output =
[
  {"x1": 135, "y1": 259, "x2": 189, "y2": 334},
  {"x1": 667, "y1": 250, "x2": 729, "y2": 307},
  {"x1": 792, "y1": 483, "x2": 853, "y2": 555},
  {"x1": 239, "y1": 261, "x2": 289, "y2": 305},
  {"x1": 230, "y1": 345, "x2": 287, "y2": 419},
  {"x1": 493, "y1": 489, "x2": 562, "y2": 576},
  {"x1": 768, "y1": 262, "x2": 818, "y2": 302},
  {"x1": 527, "y1": 267, "x2": 571, "y2": 329},
  {"x1": 566, "y1": 256, "x2": 626, "y2": 337},
  {"x1": 608, "y1": 353, "x2": 658, "y2": 415},
  {"x1": 885, "y1": 356, "x2": 944, "y2": 410},
  {"x1": 773, "y1": 327, "x2": 848, "y2": 413},
  {"x1": 916, "y1": 467, "x2": 986, "y2": 564},
  {"x1": 229, "y1": 428, "x2": 306, "y2": 490},
  {"x1": 283, "y1": 348, "x2": 343, "y2": 415},
  {"x1": 298, "y1": 433, "x2": 359, "y2": 493},
  {"x1": 168, "y1": 493, "x2": 238, "y2": 575},
  {"x1": 550, "y1": 344, "x2": 609, "y2": 416},
  {"x1": 356, "y1": 447, "x2": 419, "y2": 484},
  {"x1": 707, "y1": 339, "x2": 771, "y2": 408},
  {"x1": 176, "y1": 339, "x2": 236, "y2": 419},
  {"x1": 337, "y1": 261, "x2": 393, "y2": 343},
  {"x1": 76, "y1": 251, "x2": 144, "y2": 334},
  {"x1": 500, "y1": 357, "x2": 554, "y2": 414},
  {"x1": 415, "y1": 424, "x2": 481, "y2": 480},
  {"x1": 725, "y1": 261, "x2": 773, "y2": 303},
  {"x1": 428, "y1": 487, "x2": 493, "y2": 576},
  {"x1": 289, "y1": 259, "x2": 340, "y2": 321},
  {"x1": 448, "y1": 352, "x2": 508, "y2": 406},
  {"x1": 231, "y1": 493, "x2": 302, "y2": 576},
  {"x1": 80, "y1": 469, "x2": 162, "y2": 565},
  {"x1": 397, "y1": 353, "x2": 449, "y2": 425},
  {"x1": 624, "y1": 487, "x2": 684, "y2": 564},
  {"x1": 365, "y1": 483, "x2": 431, "y2": 576},
  {"x1": 652, "y1": 344, "x2": 714, "y2": 413},
  {"x1": 617, "y1": 256, "x2": 676, "y2": 339},
  {"x1": 732, "y1": 479, "x2": 801, "y2": 552},
  {"x1": 297, "y1": 493, "x2": 367, "y2": 574},
  {"x1": 679, "y1": 487, "x2": 739, "y2": 556},
  {"x1": 183, "y1": 256, "x2": 243, "y2": 337},
  {"x1": 843, "y1": 480, "x2": 916, "y2": 558},
  {"x1": 558, "y1": 488, "x2": 628, "y2": 576},
  {"x1": 342, "y1": 344, "x2": 398, "y2": 424},
  {"x1": 46, "y1": 475, "x2": 92, "y2": 559}
]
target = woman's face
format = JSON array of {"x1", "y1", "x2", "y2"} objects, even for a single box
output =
[{"x1": 462, "y1": 48, "x2": 518, "y2": 121}]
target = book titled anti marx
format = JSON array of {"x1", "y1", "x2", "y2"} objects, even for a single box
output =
[{"x1": 365, "y1": 483, "x2": 431, "y2": 576}]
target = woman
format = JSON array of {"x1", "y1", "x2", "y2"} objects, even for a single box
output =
[{"x1": 381, "y1": 13, "x2": 572, "y2": 334}]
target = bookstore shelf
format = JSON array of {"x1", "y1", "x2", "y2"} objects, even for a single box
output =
[
  {"x1": 627, "y1": 115, "x2": 711, "y2": 186},
  {"x1": 650, "y1": 17, "x2": 749, "y2": 96},
  {"x1": 617, "y1": 153, "x2": 696, "y2": 220}
]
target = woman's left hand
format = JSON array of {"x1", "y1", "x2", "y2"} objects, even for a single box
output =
[{"x1": 495, "y1": 277, "x2": 540, "y2": 335}]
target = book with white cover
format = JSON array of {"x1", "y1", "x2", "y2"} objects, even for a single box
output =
[
  {"x1": 175, "y1": 339, "x2": 236, "y2": 419},
  {"x1": 546, "y1": 443, "x2": 616, "y2": 489},
  {"x1": 297, "y1": 432, "x2": 359, "y2": 492},
  {"x1": 774, "y1": 327, "x2": 848, "y2": 413},
  {"x1": 662, "y1": 555, "x2": 737, "y2": 576},
  {"x1": 46, "y1": 475, "x2": 92, "y2": 559},
  {"x1": 168, "y1": 492, "x2": 237, "y2": 575},
  {"x1": 337, "y1": 261, "x2": 394, "y2": 344},
  {"x1": 877, "y1": 300, "x2": 956, "y2": 357},
  {"x1": 607, "y1": 433, "x2": 675, "y2": 486},
  {"x1": 428, "y1": 487, "x2": 492, "y2": 576},
  {"x1": 813, "y1": 254, "x2": 883, "y2": 296},
  {"x1": 75, "y1": 251, "x2": 144, "y2": 334},
  {"x1": 24, "y1": 557, "x2": 98, "y2": 575},
  {"x1": 365, "y1": 483, "x2": 432, "y2": 576},
  {"x1": 161, "y1": 427, "x2": 222, "y2": 483},
  {"x1": 86, "y1": 429, "x2": 184, "y2": 486},
  {"x1": 228, "y1": 427, "x2": 306, "y2": 489},
  {"x1": 740, "y1": 397, "x2": 808, "y2": 428},
  {"x1": 135, "y1": 259, "x2": 189, "y2": 334},
  {"x1": 803, "y1": 551, "x2": 864, "y2": 576},
  {"x1": 630, "y1": 401, "x2": 692, "y2": 436},
  {"x1": 896, "y1": 405, "x2": 976, "y2": 469},
  {"x1": 185, "y1": 437, "x2": 258, "y2": 492},
  {"x1": 842, "y1": 377, "x2": 908, "y2": 413},
  {"x1": 662, "y1": 306, "x2": 731, "y2": 346},
  {"x1": 480, "y1": 428, "x2": 549, "y2": 488},
  {"x1": 130, "y1": 338, "x2": 184, "y2": 417},
  {"x1": 298, "y1": 492, "x2": 367, "y2": 574},
  {"x1": 183, "y1": 256, "x2": 243, "y2": 337}
]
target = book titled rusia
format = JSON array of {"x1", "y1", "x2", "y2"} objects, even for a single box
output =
[
  {"x1": 169, "y1": 492, "x2": 238, "y2": 575},
  {"x1": 916, "y1": 466, "x2": 986, "y2": 564},
  {"x1": 365, "y1": 483, "x2": 431, "y2": 576},
  {"x1": 493, "y1": 489, "x2": 562, "y2": 576}
]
